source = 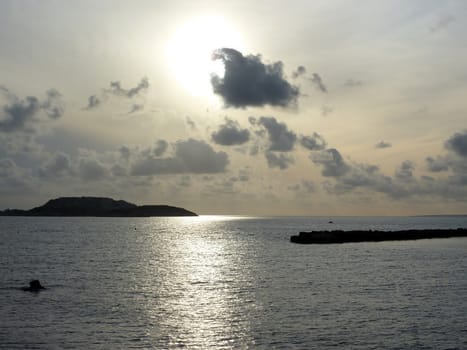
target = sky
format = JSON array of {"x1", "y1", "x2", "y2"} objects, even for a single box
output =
[{"x1": 1, "y1": 0, "x2": 467, "y2": 215}]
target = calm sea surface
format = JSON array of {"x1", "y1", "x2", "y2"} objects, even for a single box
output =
[{"x1": 1, "y1": 216, "x2": 467, "y2": 349}]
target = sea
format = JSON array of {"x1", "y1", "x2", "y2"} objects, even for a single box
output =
[{"x1": 1, "y1": 215, "x2": 467, "y2": 349}]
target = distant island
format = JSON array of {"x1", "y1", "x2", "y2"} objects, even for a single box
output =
[{"x1": 0, "y1": 197, "x2": 197, "y2": 217}]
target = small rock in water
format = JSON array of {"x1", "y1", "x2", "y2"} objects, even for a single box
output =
[{"x1": 22, "y1": 279, "x2": 46, "y2": 292}]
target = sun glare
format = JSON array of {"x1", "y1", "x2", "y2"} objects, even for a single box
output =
[{"x1": 166, "y1": 15, "x2": 243, "y2": 97}]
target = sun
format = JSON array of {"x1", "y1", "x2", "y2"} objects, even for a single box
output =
[{"x1": 166, "y1": 15, "x2": 243, "y2": 97}]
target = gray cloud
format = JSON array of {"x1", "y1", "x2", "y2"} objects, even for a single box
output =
[
  {"x1": 395, "y1": 160, "x2": 415, "y2": 182},
  {"x1": 84, "y1": 77, "x2": 149, "y2": 110},
  {"x1": 0, "y1": 87, "x2": 63, "y2": 133},
  {"x1": 312, "y1": 148, "x2": 350, "y2": 177},
  {"x1": 212, "y1": 118, "x2": 250, "y2": 146},
  {"x1": 211, "y1": 48, "x2": 299, "y2": 108},
  {"x1": 375, "y1": 141, "x2": 392, "y2": 149},
  {"x1": 41, "y1": 89, "x2": 65, "y2": 119},
  {"x1": 310, "y1": 73, "x2": 327, "y2": 93},
  {"x1": 251, "y1": 116, "x2": 297, "y2": 152},
  {"x1": 265, "y1": 152, "x2": 294, "y2": 169},
  {"x1": 107, "y1": 77, "x2": 149, "y2": 98},
  {"x1": 38, "y1": 153, "x2": 72, "y2": 178},
  {"x1": 131, "y1": 139, "x2": 228, "y2": 175},
  {"x1": 445, "y1": 130, "x2": 467, "y2": 157},
  {"x1": 129, "y1": 104, "x2": 144, "y2": 114},
  {"x1": 85, "y1": 95, "x2": 101, "y2": 110},
  {"x1": 292, "y1": 65, "x2": 306, "y2": 79},
  {"x1": 154, "y1": 139, "x2": 168, "y2": 157},
  {"x1": 426, "y1": 156, "x2": 449, "y2": 172},
  {"x1": 78, "y1": 157, "x2": 109, "y2": 181},
  {"x1": 300, "y1": 133, "x2": 327, "y2": 151}
]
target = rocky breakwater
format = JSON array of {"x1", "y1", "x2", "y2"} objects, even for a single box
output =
[{"x1": 290, "y1": 228, "x2": 467, "y2": 244}]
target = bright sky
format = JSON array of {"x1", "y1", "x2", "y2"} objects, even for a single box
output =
[{"x1": 1, "y1": 0, "x2": 466, "y2": 215}]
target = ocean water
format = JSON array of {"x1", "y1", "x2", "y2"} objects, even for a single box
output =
[{"x1": 1, "y1": 216, "x2": 467, "y2": 349}]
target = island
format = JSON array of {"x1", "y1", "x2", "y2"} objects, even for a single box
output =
[
  {"x1": 290, "y1": 228, "x2": 467, "y2": 244},
  {"x1": 0, "y1": 197, "x2": 197, "y2": 217}
]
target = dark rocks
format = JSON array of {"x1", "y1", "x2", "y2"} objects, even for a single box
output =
[
  {"x1": 21, "y1": 280, "x2": 46, "y2": 292},
  {"x1": 290, "y1": 228, "x2": 467, "y2": 244}
]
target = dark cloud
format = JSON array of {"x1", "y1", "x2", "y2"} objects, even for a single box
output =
[
  {"x1": 310, "y1": 73, "x2": 327, "y2": 93},
  {"x1": 292, "y1": 66, "x2": 306, "y2": 79},
  {"x1": 300, "y1": 133, "x2": 327, "y2": 151},
  {"x1": 131, "y1": 139, "x2": 228, "y2": 175},
  {"x1": 426, "y1": 156, "x2": 449, "y2": 172},
  {"x1": 288, "y1": 180, "x2": 315, "y2": 193},
  {"x1": 251, "y1": 116, "x2": 297, "y2": 152},
  {"x1": 0, "y1": 87, "x2": 63, "y2": 133},
  {"x1": 211, "y1": 48, "x2": 300, "y2": 108},
  {"x1": 375, "y1": 141, "x2": 392, "y2": 149},
  {"x1": 312, "y1": 148, "x2": 350, "y2": 177},
  {"x1": 154, "y1": 139, "x2": 168, "y2": 157},
  {"x1": 212, "y1": 118, "x2": 250, "y2": 146},
  {"x1": 445, "y1": 131, "x2": 467, "y2": 157},
  {"x1": 107, "y1": 77, "x2": 149, "y2": 98},
  {"x1": 265, "y1": 152, "x2": 294, "y2": 170},
  {"x1": 430, "y1": 14, "x2": 455, "y2": 33}
]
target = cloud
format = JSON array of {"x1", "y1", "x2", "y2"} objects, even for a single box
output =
[
  {"x1": 154, "y1": 139, "x2": 168, "y2": 156},
  {"x1": 128, "y1": 104, "x2": 144, "y2": 114},
  {"x1": 131, "y1": 139, "x2": 228, "y2": 175},
  {"x1": 300, "y1": 133, "x2": 327, "y2": 151},
  {"x1": 107, "y1": 77, "x2": 149, "y2": 98},
  {"x1": 265, "y1": 152, "x2": 294, "y2": 169},
  {"x1": 41, "y1": 89, "x2": 65, "y2": 119},
  {"x1": 251, "y1": 116, "x2": 297, "y2": 152},
  {"x1": 0, "y1": 158, "x2": 33, "y2": 194},
  {"x1": 292, "y1": 66, "x2": 306, "y2": 79},
  {"x1": 212, "y1": 118, "x2": 250, "y2": 146},
  {"x1": 395, "y1": 160, "x2": 415, "y2": 182},
  {"x1": 211, "y1": 48, "x2": 300, "y2": 108},
  {"x1": 38, "y1": 153, "x2": 72, "y2": 178},
  {"x1": 84, "y1": 77, "x2": 149, "y2": 110},
  {"x1": 85, "y1": 95, "x2": 101, "y2": 110},
  {"x1": 375, "y1": 141, "x2": 392, "y2": 149},
  {"x1": 445, "y1": 130, "x2": 467, "y2": 157},
  {"x1": 0, "y1": 87, "x2": 63, "y2": 133},
  {"x1": 312, "y1": 148, "x2": 350, "y2": 177},
  {"x1": 426, "y1": 156, "x2": 449, "y2": 172},
  {"x1": 310, "y1": 73, "x2": 327, "y2": 93}
]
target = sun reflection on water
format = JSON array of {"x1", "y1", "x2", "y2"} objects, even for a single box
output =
[{"x1": 144, "y1": 216, "x2": 254, "y2": 348}]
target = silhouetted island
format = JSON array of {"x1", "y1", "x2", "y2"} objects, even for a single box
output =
[
  {"x1": 290, "y1": 228, "x2": 467, "y2": 244},
  {"x1": 0, "y1": 197, "x2": 197, "y2": 217}
]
